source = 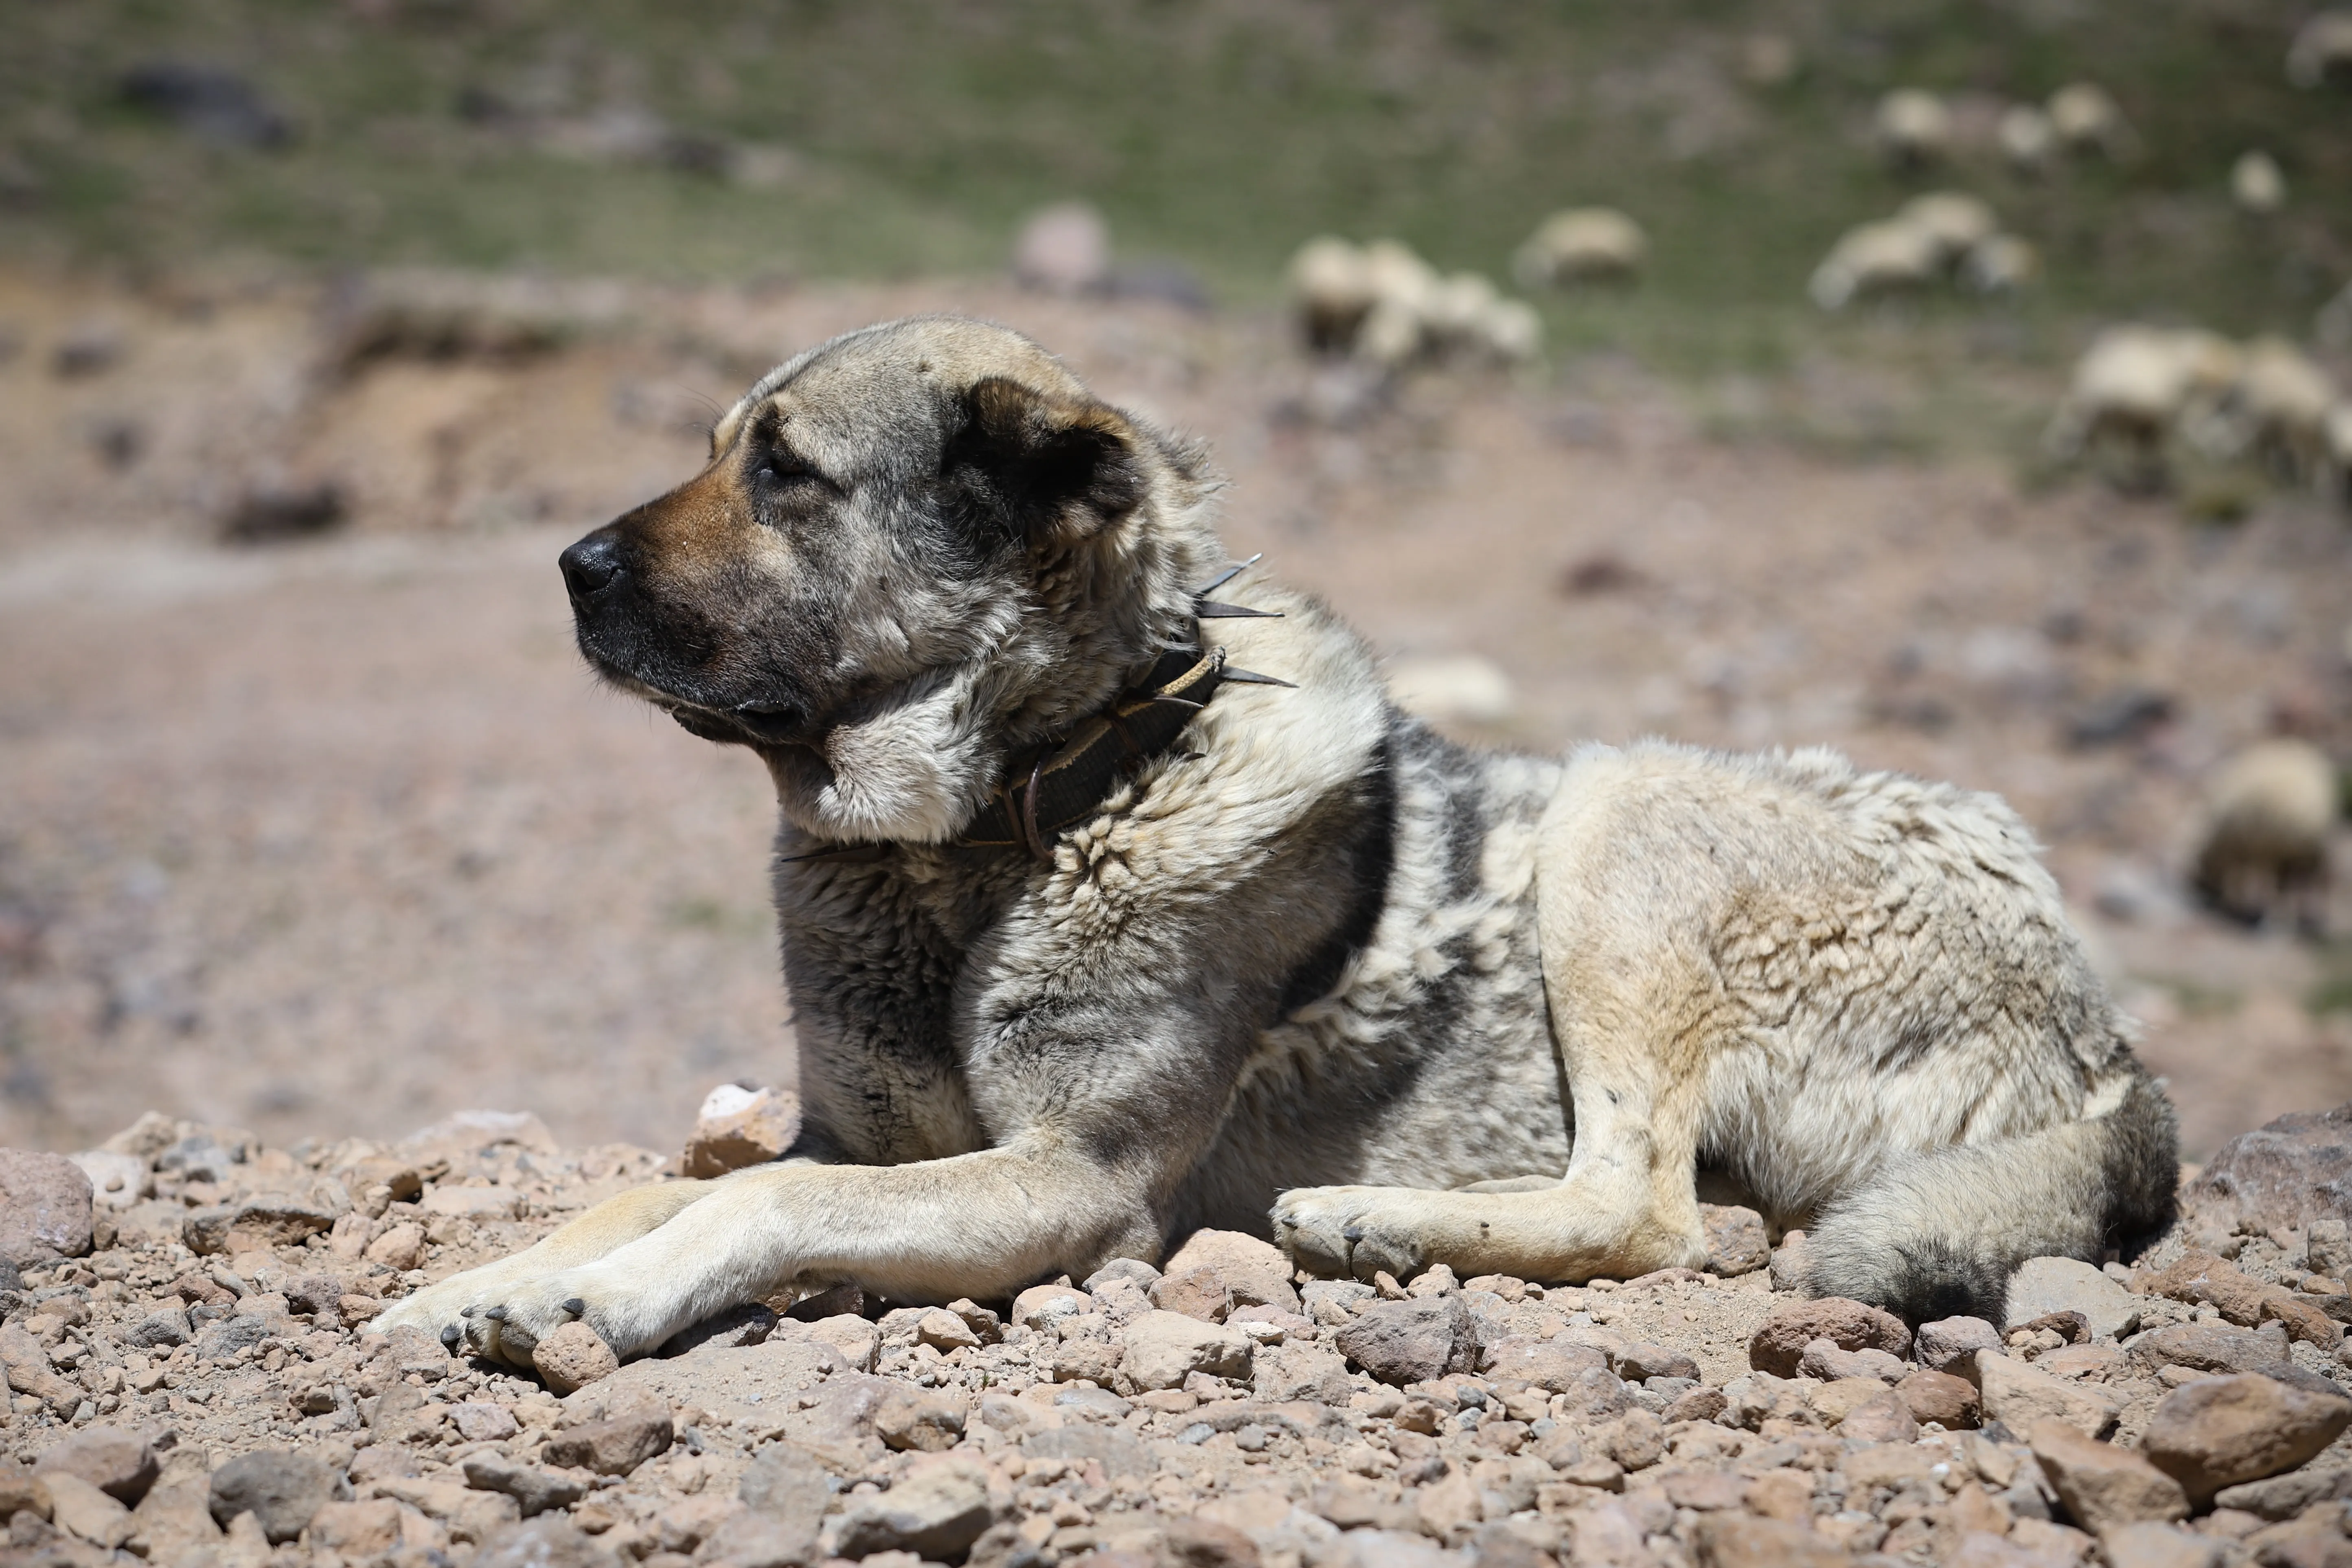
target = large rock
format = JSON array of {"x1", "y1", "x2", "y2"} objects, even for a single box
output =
[
  {"x1": 2137, "y1": 1373, "x2": 2352, "y2": 1505},
  {"x1": 1977, "y1": 1352, "x2": 2122, "y2": 1438},
  {"x1": 309, "y1": 1500, "x2": 402, "y2": 1558},
  {"x1": 2127, "y1": 1322, "x2": 2292, "y2": 1377},
  {"x1": 1483, "y1": 1336, "x2": 1609, "y2": 1392},
  {"x1": 462, "y1": 1454, "x2": 588, "y2": 1518},
  {"x1": 1916, "y1": 1316, "x2": 2003, "y2": 1374},
  {"x1": 680, "y1": 1085, "x2": 802, "y2": 1179},
  {"x1": 2006, "y1": 1257, "x2": 2142, "y2": 1340},
  {"x1": 2141, "y1": 1252, "x2": 2273, "y2": 1327},
  {"x1": 2212, "y1": 1466, "x2": 2352, "y2": 1520},
  {"x1": 1012, "y1": 1285, "x2": 1092, "y2": 1331},
  {"x1": 1814, "y1": 1380, "x2": 1917, "y2": 1442},
  {"x1": 737, "y1": 1444, "x2": 831, "y2": 1545},
  {"x1": 475, "y1": 1517, "x2": 624, "y2": 1568},
  {"x1": 1011, "y1": 203, "x2": 1111, "y2": 296},
  {"x1": 66, "y1": 1151, "x2": 147, "y2": 1211},
  {"x1": 2100, "y1": 1523, "x2": 2222, "y2": 1568},
  {"x1": 35, "y1": 1428, "x2": 158, "y2": 1506},
  {"x1": 2181, "y1": 1102, "x2": 2352, "y2": 1234},
  {"x1": 1690, "y1": 1512, "x2": 1851, "y2": 1568},
  {"x1": 872, "y1": 1383, "x2": 966, "y2": 1452},
  {"x1": 1896, "y1": 1368, "x2": 1980, "y2": 1428},
  {"x1": 533, "y1": 1321, "x2": 619, "y2": 1394},
  {"x1": 1699, "y1": 1205, "x2": 1770, "y2": 1276},
  {"x1": 208, "y1": 1450, "x2": 338, "y2": 1544},
  {"x1": 0, "y1": 1461, "x2": 53, "y2": 1522},
  {"x1": 1253, "y1": 1341, "x2": 1355, "y2": 1405},
  {"x1": 541, "y1": 1395, "x2": 674, "y2": 1476},
  {"x1": 830, "y1": 1459, "x2": 992, "y2": 1559},
  {"x1": 0, "y1": 1149, "x2": 94, "y2": 1266},
  {"x1": 46, "y1": 1472, "x2": 133, "y2": 1549},
  {"x1": 1117, "y1": 1310, "x2": 1253, "y2": 1392},
  {"x1": 1164, "y1": 1229, "x2": 1303, "y2": 1314},
  {"x1": 1747, "y1": 1297, "x2": 1910, "y2": 1377},
  {"x1": 1, "y1": 1324, "x2": 84, "y2": 1412},
  {"x1": 2025, "y1": 1420, "x2": 2188, "y2": 1531},
  {"x1": 1334, "y1": 1296, "x2": 1484, "y2": 1386}
]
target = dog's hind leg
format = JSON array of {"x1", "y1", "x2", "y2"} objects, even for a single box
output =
[
  {"x1": 1276, "y1": 751, "x2": 1738, "y2": 1285},
  {"x1": 1272, "y1": 994, "x2": 1715, "y2": 1283}
]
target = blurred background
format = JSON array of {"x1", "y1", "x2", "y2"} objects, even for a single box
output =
[{"x1": 0, "y1": 0, "x2": 2349, "y2": 1161}]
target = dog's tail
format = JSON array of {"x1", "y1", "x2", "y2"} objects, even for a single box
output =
[{"x1": 1803, "y1": 1062, "x2": 2179, "y2": 1325}]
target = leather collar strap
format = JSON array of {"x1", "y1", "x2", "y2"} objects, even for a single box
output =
[
  {"x1": 778, "y1": 557, "x2": 1290, "y2": 869},
  {"x1": 960, "y1": 632, "x2": 1227, "y2": 857}
]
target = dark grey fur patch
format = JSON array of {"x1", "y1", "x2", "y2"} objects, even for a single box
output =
[
  {"x1": 1278, "y1": 732, "x2": 1397, "y2": 1015},
  {"x1": 2100, "y1": 1066, "x2": 2182, "y2": 1258}
]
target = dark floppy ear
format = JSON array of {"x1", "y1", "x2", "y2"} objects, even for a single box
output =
[{"x1": 943, "y1": 377, "x2": 1149, "y2": 546}]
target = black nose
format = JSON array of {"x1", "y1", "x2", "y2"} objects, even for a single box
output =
[{"x1": 560, "y1": 533, "x2": 623, "y2": 603}]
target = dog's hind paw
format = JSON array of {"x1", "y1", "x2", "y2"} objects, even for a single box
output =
[{"x1": 1271, "y1": 1184, "x2": 1433, "y2": 1283}]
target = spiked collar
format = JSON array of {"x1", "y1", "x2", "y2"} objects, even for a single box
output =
[{"x1": 782, "y1": 556, "x2": 1292, "y2": 868}]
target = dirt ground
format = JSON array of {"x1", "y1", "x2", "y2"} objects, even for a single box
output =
[{"x1": 0, "y1": 266, "x2": 2348, "y2": 1158}]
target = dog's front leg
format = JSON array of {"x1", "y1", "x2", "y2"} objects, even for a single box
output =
[{"x1": 414, "y1": 1132, "x2": 1147, "y2": 1364}]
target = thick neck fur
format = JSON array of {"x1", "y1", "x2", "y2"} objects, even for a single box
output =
[{"x1": 767, "y1": 425, "x2": 1225, "y2": 848}]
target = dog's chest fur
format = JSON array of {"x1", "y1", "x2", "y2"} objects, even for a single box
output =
[{"x1": 770, "y1": 596, "x2": 1572, "y2": 1232}]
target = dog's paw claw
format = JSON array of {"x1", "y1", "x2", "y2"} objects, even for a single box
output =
[{"x1": 1273, "y1": 1185, "x2": 1432, "y2": 1283}]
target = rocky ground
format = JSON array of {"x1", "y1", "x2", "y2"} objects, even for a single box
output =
[{"x1": 7, "y1": 1102, "x2": 2352, "y2": 1568}]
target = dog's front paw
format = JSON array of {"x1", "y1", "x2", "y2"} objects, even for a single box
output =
[
  {"x1": 455, "y1": 1272, "x2": 601, "y2": 1365},
  {"x1": 369, "y1": 1257, "x2": 545, "y2": 1366},
  {"x1": 1271, "y1": 1185, "x2": 1431, "y2": 1283},
  {"x1": 369, "y1": 1259, "x2": 614, "y2": 1368}
]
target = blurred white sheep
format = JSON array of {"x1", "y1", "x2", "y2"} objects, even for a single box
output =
[
  {"x1": 2326, "y1": 404, "x2": 2352, "y2": 507},
  {"x1": 2191, "y1": 738, "x2": 2339, "y2": 934},
  {"x1": 2047, "y1": 82, "x2": 2131, "y2": 161},
  {"x1": 1997, "y1": 105, "x2": 2056, "y2": 174},
  {"x1": 2288, "y1": 10, "x2": 2352, "y2": 89},
  {"x1": 1874, "y1": 88, "x2": 1951, "y2": 167},
  {"x1": 1898, "y1": 192, "x2": 1998, "y2": 264},
  {"x1": 2231, "y1": 337, "x2": 2339, "y2": 487},
  {"x1": 1809, "y1": 220, "x2": 1941, "y2": 310},
  {"x1": 2231, "y1": 151, "x2": 2286, "y2": 215},
  {"x1": 1286, "y1": 237, "x2": 1539, "y2": 369},
  {"x1": 2045, "y1": 324, "x2": 2245, "y2": 473},
  {"x1": 1961, "y1": 232, "x2": 2039, "y2": 295},
  {"x1": 1809, "y1": 193, "x2": 2032, "y2": 310},
  {"x1": 1512, "y1": 208, "x2": 1648, "y2": 289}
]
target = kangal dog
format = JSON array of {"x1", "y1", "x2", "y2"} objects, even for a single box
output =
[{"x1": 379, "y1": 316, "x2": 2177, "y2": 1364}]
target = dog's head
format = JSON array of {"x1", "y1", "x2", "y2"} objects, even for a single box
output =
[{"x1": 560, "y1": 316, "x2": 1222, "y2": 843}]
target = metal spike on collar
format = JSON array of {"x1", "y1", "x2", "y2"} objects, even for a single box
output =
[
  {"x1": 1193, "y1": 552, "x2": 1263, "y2": 598},
  {"x1": 1197, "y1": 600, "x2": 1282, "y2": 619},
  {"x1": 1220, "y1": 667, "x2": 1297, "y2": 688}
]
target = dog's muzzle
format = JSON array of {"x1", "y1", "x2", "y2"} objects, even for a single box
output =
[{"x1": 559, "y1": 531, "x2": 625, "y2": 605}]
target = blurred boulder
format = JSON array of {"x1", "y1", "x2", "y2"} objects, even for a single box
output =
[
  {"x1": 0, "y1": 1151, "x2": 94, "y2": 1267},
  {"x1": 220, "y1": 483, "x2": 347, "y2": 546},
  {"x1": 119, "y1": 64, "x2": 292, "y2": 150},
  {"x1": 681, "y1": 1085, "x2": 801, "y2": 1178},
  {"x1": 1013, "y1": 203, "x2": 1111, "y2": 296},
  {"x1": 2182, "y1": 1102, "x2": 2352, "y2": 1237},
  {"x1": 324, "y1": 270, "x2": 630, "y2": 373}
]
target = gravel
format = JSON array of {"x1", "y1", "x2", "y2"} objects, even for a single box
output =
[{"x1": 2, "y1": 1107, "x2": 2352, "y2": 1566}]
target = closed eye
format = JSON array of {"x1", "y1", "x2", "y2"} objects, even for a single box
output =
[{"x1": 755, "y1": 452, "x2": 816, "y2": 487}]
